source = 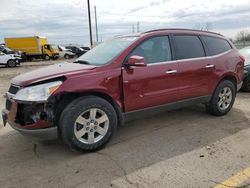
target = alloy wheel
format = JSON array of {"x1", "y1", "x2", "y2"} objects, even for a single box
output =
[
  {"x1": 74, "y1": 108, "x2": 109, "y2": 144},
  {"x1": 8, "y1": 60, "x2": 16, "y2": 67},
  {"x1": 217, "y1": 86, "x2": 232, "y2": 111}
]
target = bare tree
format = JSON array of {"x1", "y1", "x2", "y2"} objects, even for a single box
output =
[
  {"x1": 235, "y1": 31, "x2": 250, "y2": 47},
  {"x1": 204, "y1": 22, "x2": 212, "y2": 31},
  {"x1": 193, "y1": 22, "x2": 212, "y2": 31},
  {"x1": 235, "y1": 30, "x2": 250, "y2": 42}
]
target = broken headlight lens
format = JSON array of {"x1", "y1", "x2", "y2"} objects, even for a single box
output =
[{"x1": 13, "y1": 81, "x2": 62, "y2": 102}]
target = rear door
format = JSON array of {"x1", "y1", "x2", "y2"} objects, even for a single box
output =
[
  {"x1": 172, "y1": 35, "x2": 215, "y2": 100},
  {"x1": 122, "y1": 36, "x2": 181, "y2": 112}
]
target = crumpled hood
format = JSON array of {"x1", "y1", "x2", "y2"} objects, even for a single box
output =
[{"x1": 12, "y1": 62, "x2": 96, "y2": 86}]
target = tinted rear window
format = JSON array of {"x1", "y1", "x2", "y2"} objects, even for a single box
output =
[
  {"x1": 201, "y1": 36, "x2": 232, "y2": 56},
  {"x1": 173, "y1": 35, "x2": 205, "y2": 60}
]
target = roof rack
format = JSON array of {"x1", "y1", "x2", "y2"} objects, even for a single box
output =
[{"x1": 143, "y1": 28, "x2": 222, "y2": 36}]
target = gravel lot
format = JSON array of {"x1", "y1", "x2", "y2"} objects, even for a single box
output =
[{"x1": 0, "y1": 60, "x2": 250, "y2": 188}]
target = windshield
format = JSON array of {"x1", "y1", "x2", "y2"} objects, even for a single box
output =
[
  {"x1": 58, "y1": 45, "x2": 67, "y2": 51},
  {"x1": 51, "y1": 45, "x2": 59, "y2": 50},
  {"x1": 75, "y1": 36, "x2": 138, "y2": 65}
]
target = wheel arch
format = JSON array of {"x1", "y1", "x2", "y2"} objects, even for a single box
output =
[
  {"x1": 213, "y1": 72, "x2": 237, "y2": 93},
  {"x1": 7, "y1": 59, "x2": 15, "y2": 63},
  {"x1": 220, "y1": 74, "x2": 237, "y2": 92},
  {"x1": 54, "y1": 91, "x2": 124, "y2": 127}
]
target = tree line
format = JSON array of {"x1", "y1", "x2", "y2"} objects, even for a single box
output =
[{"x1": 235, "y1": 31, "x2": 250, "y2": 42}]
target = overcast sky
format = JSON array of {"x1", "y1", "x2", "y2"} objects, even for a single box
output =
[{"x1": 0, "y1": 0, "x2": 250, "y2": 46}]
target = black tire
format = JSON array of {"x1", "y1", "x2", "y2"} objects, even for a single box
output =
[
  {"x1": 64, "y1": 54, "x2": 70, "y2": 59},
  {"x1": 44, "y1": 55, "x2": 50, "y2": 61},
  {"x1": 52, "y1": 56, "x2": 59, "y2": 60},
  {"x1": 206, "y1": 80, "x2": 236, "y2": 116},
  {"x1": 241, "y1": 76, "x2": 250, "y2": 92},
  {"x1": 59, "y1": 96, "x2": 117, "y2": 151},
  {"x1": 7, "y1": 60, "x2": 16, "y2": 67}
]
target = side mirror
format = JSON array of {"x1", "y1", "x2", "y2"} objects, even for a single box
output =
[{"x1": 126, "y1": 56, "x2": 147, "y2": 67}]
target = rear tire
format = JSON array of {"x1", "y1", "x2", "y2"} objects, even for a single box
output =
[
  {"x1": 59, "y1": 96, "x2": 117, "y2": 151},
  {"x1": 7, "y1": 60, "x2": 16, "y2": 67},
  {"x1": 206, "y1": 80, "x2": 236, "y2": 116}
]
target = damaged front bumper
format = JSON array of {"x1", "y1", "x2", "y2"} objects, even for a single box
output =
[{"x1": 2, "y1": 96, "x2": 58, "y2": 141}]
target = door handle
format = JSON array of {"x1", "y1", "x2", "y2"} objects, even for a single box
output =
[
  {"x1": 205, "y1": 64, "x2": 215, "y2": 68},
  {"x1": 166, "y1": 70, "x2": 177, "y2": 74}
]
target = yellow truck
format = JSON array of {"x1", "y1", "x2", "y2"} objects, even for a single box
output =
[{"x1": 5, "y1": 36, "x2": 59, "y2": 61}]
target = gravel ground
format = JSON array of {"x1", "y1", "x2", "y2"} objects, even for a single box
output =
[{"x1": 0, "y1": 61, "x2": 250, "y2": 188}]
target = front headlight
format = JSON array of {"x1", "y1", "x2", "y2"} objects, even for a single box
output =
[{"x1": 13, "y1": 81, "x2": 62, "y2": 102}]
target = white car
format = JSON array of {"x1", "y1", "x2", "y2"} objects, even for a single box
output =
[
  {"x1": 0, "y1": 52, "x2": 22, "y2": 67},
  {"x1": 58, "y1": 45, "x2": 75, "y2": 59}
]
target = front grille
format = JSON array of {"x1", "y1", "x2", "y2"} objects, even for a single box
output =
[
  {"x1": 8, "y1": 85, "x2": 19, "y2": 95},
  {"x1": 6, "y1": 99, "x2": 12, "y2": 110}
]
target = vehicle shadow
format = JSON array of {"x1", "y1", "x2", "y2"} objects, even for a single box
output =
[{"x1": 0, "y1": 104, "x2": 249, "y2": 187}]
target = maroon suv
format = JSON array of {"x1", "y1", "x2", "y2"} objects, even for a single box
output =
[{"x1": 2, "y1": 29, "x2": 245, "y2": 151}]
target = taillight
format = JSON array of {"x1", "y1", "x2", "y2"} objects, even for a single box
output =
[{"x1": 240, "y1": 55, "x2": 245, "y2": 63}]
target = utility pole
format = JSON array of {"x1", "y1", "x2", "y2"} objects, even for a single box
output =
[
  {"x1": 87, "y1": 0, "x2": 93, "y2": 47},
  {"x1": 137, "y1": 22, "x2": 140, "y2": 32},
  {"x1": 94, "y1": 6, "x2": 99, "y2": 43}
]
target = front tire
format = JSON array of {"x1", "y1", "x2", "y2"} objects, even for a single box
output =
[
  {"x1": 59, "y1": 96, "x2": 117, "y2": 151},
  {"x1": 7, "y1": 60, "x2": 17, "y2": 67},
  {"x1": 64, "y1": 54, "x2": 70, "y2": 59},
  {"x1": 206, "y1": 80, "x2": 236, "y2": 116}
]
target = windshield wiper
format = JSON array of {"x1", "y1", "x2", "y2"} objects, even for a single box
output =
[{"x1": 74, "y1": 60, "x2": 90, "y2": 65}]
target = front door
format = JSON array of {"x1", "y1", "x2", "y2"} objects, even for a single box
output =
[{"x1": 122, "y1": 36, "x2": 181, "y2": 112}]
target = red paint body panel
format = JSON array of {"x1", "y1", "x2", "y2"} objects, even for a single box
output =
[
  {"x1": 12, "y1": 63, "x2": 96, "y2": 86},
  {"x1": 122, "y1": 62, "x2": 180, "y2": 111},
  {"x1": 178, "y1": 57, "x2": 215, "y2": 100},
  {"x1": 54, "y1": 66, "x2": 123, "y2": 108}
]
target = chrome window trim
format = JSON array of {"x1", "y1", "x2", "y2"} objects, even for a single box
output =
[{"x1": 147, "y1": 49, "x2": 233, "y2": 66}]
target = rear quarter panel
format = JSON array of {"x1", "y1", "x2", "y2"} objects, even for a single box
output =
[{"x1": 211, "y1": 49, "x2": 244, "y2": 91}]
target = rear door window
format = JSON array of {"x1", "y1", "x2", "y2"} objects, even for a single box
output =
[
  {"x1": 173, "y1": 35, "x2": 205, "y2": 60},
  {"x1": 201, "y1": 36, "x2": 232, "y2": 56}
]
